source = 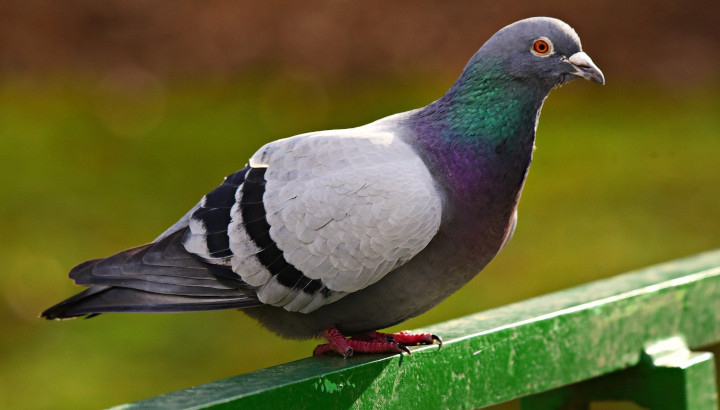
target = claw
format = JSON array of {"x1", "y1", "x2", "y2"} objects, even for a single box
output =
[
  {"x1": 397, "y1": 344, "x2": 412, "y2": 355},
  {"x1": 431, "y1": 334, "x2": 443, "y2": 346},
  {"x1": 343, "y1": 347, "x2": 354, "y2": 359}
]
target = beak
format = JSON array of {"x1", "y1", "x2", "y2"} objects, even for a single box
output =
[{"x1": 568, "y1": 52, "x2": 605, "y2": 85}]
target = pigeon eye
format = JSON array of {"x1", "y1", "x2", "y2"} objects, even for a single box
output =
[{"x1": 531, "y1": 38, "x2": 554, "y2": 57}]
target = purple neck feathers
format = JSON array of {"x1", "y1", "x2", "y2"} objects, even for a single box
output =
[{"x1": 405, "y1": 70, "x2": 549, "y2": 247}]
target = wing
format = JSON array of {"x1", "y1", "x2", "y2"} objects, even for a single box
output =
[{"x1": 184, "y1": 123, "x2": 443, "y2": 314}]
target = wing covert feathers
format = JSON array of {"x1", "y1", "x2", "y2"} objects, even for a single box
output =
[{"x1": 241, "y1": 126, "x2": 442, "y2": 312}]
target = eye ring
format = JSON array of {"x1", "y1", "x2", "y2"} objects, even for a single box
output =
[
  {"x1": 530, "y1": 37, "x2": 554, "y2": 57},
  {"x1": 534, "y1": 40, "x2": 549, "y2": 53}
]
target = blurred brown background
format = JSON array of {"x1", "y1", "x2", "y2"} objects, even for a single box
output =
[
  {"x1": 1, "y1": 1, "x2": 718, "y2": 409},
  {"x1": 1, "y1": 0, "x2": 718, "y2": 83}
]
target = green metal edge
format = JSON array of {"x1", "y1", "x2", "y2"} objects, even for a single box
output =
[
  {"x1": 115, "y1": 249, "x2": 720, "y2": 410},
  {"x1": 520, "y1": 337, "x2": 719, "y2": 409}
]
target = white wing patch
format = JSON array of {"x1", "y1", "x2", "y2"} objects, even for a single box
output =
[
  {"x1": 245, "y1": 121, "x2": 442, "y2": 312},
  {"x1": 228, "y1": 192, "x2": 273, "y2": 287}
]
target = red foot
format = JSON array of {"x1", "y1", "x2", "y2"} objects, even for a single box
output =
[{"x1": 313, "y1": 327, "x2": 442, "y2": 358}]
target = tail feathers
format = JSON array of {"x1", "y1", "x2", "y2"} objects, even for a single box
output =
[
  {"x1": 42, "y1": 285, "x2": 110, "y2": 319},
  {"x1": 41, "y1": 285, "x2": 259, "y2": 319},
  {"x1": 41, "y1": 228, "x2": 261, "y2": 320}
]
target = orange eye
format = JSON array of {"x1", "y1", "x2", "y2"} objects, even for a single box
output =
[{"x1": 533, "y1": 39, "x2": 549, "y2": 54}]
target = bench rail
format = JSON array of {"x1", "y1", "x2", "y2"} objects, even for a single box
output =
[{"x1": 116, "y1": 250, "x2": 720, "y2": 409}]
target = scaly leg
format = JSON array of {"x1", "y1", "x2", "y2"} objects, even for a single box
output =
[{"x1": 313, "y1": 326, "x2": 442, "y2": 358}]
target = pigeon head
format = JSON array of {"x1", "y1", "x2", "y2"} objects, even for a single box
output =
[
  {"x1": 422, "y1": 17, "x2": 605, "y2": 140},
  {"x1": 413, "y1": 17, "x2": 604, "y2": 204},
  {"x1": 468, "y1": 17, "x2": 604, "y2": 88}
]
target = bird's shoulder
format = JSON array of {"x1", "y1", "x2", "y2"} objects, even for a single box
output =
[{"x1": 249, "y1": 110, "x2": 420, "y2": 170}]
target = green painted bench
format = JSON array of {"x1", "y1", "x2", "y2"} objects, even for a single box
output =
[{"x1": 116, "y1": 250, "x2": 720, "y2": 409}]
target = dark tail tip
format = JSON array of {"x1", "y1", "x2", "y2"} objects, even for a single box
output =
[
  {"x1": 40, "y1": 286, "x2": 107, "y2": 320},
  {"x1": 40, "y1": 302, "x2": 80, "y2": 320},
  {"x1": 40, "y1": 306, "x2": 70, "y2": 320}
]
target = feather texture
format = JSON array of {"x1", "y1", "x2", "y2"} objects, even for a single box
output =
[
  {"x1": 41, "y1": 230, "x2": 260, "y2": 319},
  {"x1": 246, "y1": 120, "x2": 442, "y2": 312}
]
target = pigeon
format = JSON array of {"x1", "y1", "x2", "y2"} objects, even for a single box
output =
[{"x1": 42, "y1": 17, "x2": 604, "y2": 357}]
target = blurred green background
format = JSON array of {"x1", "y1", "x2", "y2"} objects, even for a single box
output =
[{"x1": 1, "y1": 1, "x2": 718, "y2": 409}]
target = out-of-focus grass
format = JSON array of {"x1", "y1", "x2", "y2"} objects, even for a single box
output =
[{"x1": 0, "y1": 73, "x2": 718, "y2": 409}]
